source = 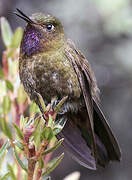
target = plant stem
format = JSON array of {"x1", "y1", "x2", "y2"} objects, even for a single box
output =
[
  {"x1": 33, "y1": 162, "x2": 42, "y2": 180},
  {"x1": 27, "y1": 139, "x2": 48, "y2": 179},
  {"x1": 28, "y1": 158, "x2": 37, "y2": 180},
  {"x1": 23, "y1": 141, "x2": 29, "y2": 158},
  {"x1": 36, "y1": 169, "x2": 42, "y2": 180},
  {"x1": 36, "y1": 140, "x2": 48, "y2": 160}
]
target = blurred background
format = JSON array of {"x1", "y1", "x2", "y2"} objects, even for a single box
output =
[{"x1": 0, "y1": 0, "x2": 132, "y2": 179}]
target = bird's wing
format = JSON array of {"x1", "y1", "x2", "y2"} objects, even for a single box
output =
[
  {"x1": 65, "y1": 39, "x2": 98, "y2": 163},
  {"x1": 93, "y1": 99, "x2": 121, "y2": 161},
  {"x1": 64, "y1": 39, "x2": 121, "y2": 166},
  {"x1": 57, "y1": 118, "x2": 96, "y2": 169}
]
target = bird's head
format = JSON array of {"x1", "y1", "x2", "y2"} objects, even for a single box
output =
[{"x1": 15, "y1": 9, "x2": 65, "y2": 57}]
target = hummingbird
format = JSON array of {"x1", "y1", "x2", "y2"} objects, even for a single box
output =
[{"x1": 15, "y1": 9, "x2": 121, "y2": 170}]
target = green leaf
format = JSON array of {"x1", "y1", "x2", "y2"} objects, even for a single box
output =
[
  {"x1": 30, "y1": 102, "x2": 40, "y2": 115},
  {"x1": 20, "y1": 115, "x2": 28, "y2": 131},
  {"x1": 0, "y1": 140, "x2": 9, "y2": 158},
  {"x1": 0, "y1": 17, "x2": 13, "y2": 47},
  {"x1": 17, "y1": 85, "x2": 27, "y2": 104},
  {"x1": 41, "y1": 127, "x2": 54, "y2": 141},
  {"x1": 8, "y1": 58, "x2": 18, "y2": 78},
  {"x1": 0, "y1": 68, "x2": 4, "y2": 79},
  {"x1": 32, "y1": 116, "x2": 45, "y2": 149},
  {"x1": 42, "y1": 153, "x2": 64, "y2": 177},
  {"x1": 7, "y1": 48, "x2": 15, "y2": 58},
  {"x1": 37, "y1": 93, "x2": 46, "y2": 112},
  {"x1": 0, "y1": 141, "x2": 9, "y2": 172},
  {"x1": 32, "y1": 115, "x2": 42, "y2": 127},
  {"x1": 14, "y1": 149, "x2": 27, "y2": 172},
  {"x1": 53, "y1": 128, "x2": 62, "y2": 136},
  {"x1": 2, "y1": 95, "x2": 11, "y2": 114},
  {"x1": 0, "y1": 172, "x2": 10, "y2": 180},
  {"x1": 42, "y1": 138, "x2": 64, "y2": 155},
  {"x1": 39, "y1": 158, "x2": 44, "y2": 169},
  {"x1": 0, "y1": 118, "x2": 12, "y2": 139},
  {"x1": 14, "y1": 140, "x2": 24, "y2": 151},
  {"x1": 0, "y1": 82, "x2": 6, "y2": 101},
  {"x1": 11, "y1": 27, "x2": 23, "y2": 48},
  {"x1": 20, "y1": 115, "x2": 25, "y2": 130},
  {"x1": 7, "y1": 164, "x2": 17, "y2": 180},
  {"x1": 13, "y1": 123, "x2": 24, "y2": 140},
  {"x1": 32, "y1": 120, "x2": 41, "y2": 146},
  {"x1": 54, "y1": 96, "x2": 68, "y2": 113},
  {"x1": 5, "y1": 80, "x2": 14, "y2": 92},
  {"x1": 53, "y1": 117, "x2": 67, "y2": 135},
  {"x1": 47, "y1": 115, "x2": 54, "y2": 128}
]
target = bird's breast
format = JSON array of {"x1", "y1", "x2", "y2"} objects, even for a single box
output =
[
  {"x1": 19, "y1": 50, "x2": 82, "y2": 104},
  {"x1": 34, "y1": 51, "x2": 81, "y2": 102}
]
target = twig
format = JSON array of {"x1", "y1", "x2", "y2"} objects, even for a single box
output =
[
  {"x1": 36, "y1": 140, "x2": 48, "y2": 160},
  {"x1": 33, "y1": 162, "x2": 42, "y2": 180},
  {"x1": 28, "y1": 158, "x2": 37, "y2": 180}
]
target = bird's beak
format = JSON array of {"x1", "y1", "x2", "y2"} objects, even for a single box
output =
[{"x1": 14, "y1": 8, "x2": 35, "y2": 24}]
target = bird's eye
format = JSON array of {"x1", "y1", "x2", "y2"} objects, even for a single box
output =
[{"x1": 46, "y1": 24, "x2": 54, "y2": 31}]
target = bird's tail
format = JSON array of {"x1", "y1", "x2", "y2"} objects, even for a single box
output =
[{"x1": 57, "y1": 101, "x2": 121, "y2": 169}]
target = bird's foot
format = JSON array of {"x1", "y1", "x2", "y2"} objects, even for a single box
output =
[{"x1": 57, "y1": 106, "x2": 67, "y2": 115}]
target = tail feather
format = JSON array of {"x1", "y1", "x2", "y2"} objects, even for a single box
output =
[
  {"x1": 57, "y1": 101, "x2": 121, "y2": 168},
  {"x1": 57, "y1": 119, "x2": 96, "y2": 170},
  {"x1": 93, "y1": 100, "x2": 121, "y2": 161}
]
